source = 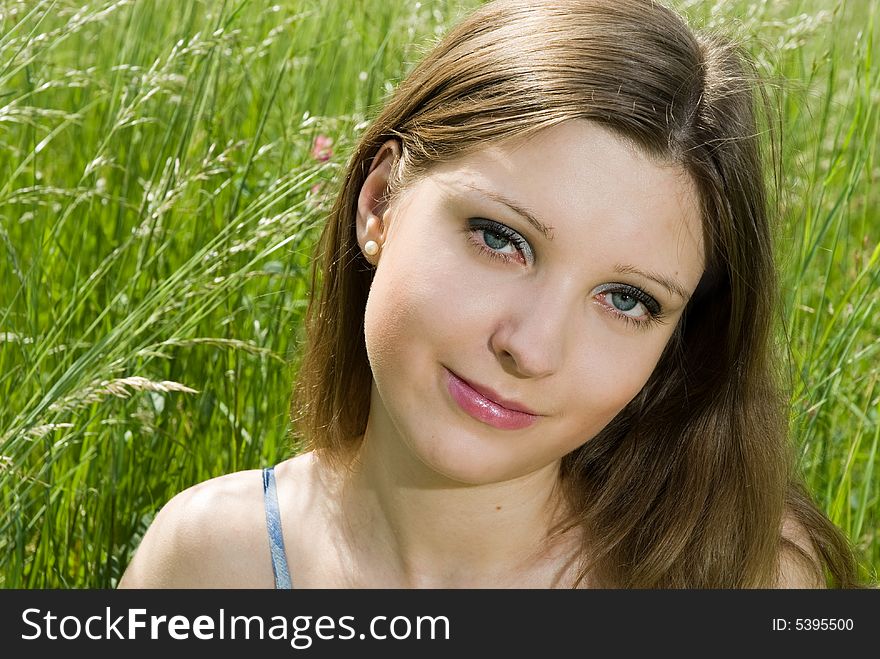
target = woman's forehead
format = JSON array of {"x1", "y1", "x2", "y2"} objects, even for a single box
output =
[{"x1": 409, "y1": 121, "x2": 706, "y2": 289}]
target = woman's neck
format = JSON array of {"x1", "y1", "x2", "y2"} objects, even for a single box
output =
[{"x1": 321, "y1": 413, "x2": 579, "y2": 588}]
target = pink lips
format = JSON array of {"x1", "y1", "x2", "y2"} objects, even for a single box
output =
[{"x1": 445, "y1": 368, "x2": 538, "y2": 430}]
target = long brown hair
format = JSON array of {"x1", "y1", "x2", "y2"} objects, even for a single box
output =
[{"x1": 290, "y1": 0, "x2": 866, "y2": 587}]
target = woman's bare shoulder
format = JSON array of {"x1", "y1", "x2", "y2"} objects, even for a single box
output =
[
  {"x1": 118, "y1": 467, "x2": 275, "y2": 588},
  {"x1": 775, "y1": 511, "x2": 826, "y2": 589}
]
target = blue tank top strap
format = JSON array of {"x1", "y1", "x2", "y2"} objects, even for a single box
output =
[{"x1": 262, "y1": 466, "x2": 293, "y2": 589}]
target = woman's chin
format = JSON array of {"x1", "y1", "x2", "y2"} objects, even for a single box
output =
[{"x1": 405, "y1": 436, "x2": 546, "y2": 487}]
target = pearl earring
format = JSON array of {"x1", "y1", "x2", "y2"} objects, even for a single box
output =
[{"x1": 364, "y1": 240, "x2": 380, "y2": 256}]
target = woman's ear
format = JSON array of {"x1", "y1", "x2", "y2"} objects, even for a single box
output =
[{"x1": 356, "y1": 139, "x2": 401, "y2": 264}]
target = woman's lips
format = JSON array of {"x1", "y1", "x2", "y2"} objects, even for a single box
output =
[{"x1": 444, "y1": 368, "x2": 538, "y2": 430}]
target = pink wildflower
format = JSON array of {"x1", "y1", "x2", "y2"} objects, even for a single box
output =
[{"x1": 310, "y1": 134, "x2": 333, "y2": 161}]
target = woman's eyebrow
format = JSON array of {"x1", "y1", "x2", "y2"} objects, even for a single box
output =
[
  {"x1": 461, "y1": 182, "x2": 556, "y2": 241},
  {"x1": 614, "y1": 263, "x2": 689, "y2": 301}
]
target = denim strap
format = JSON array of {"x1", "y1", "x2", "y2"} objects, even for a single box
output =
[{"x1": 262, "y1": 466, "x2": 293, "y2": 589}]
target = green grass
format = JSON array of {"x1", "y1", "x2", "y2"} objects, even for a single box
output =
[{"x1": 0, "y1": 0, "x2": 876, "y2": 587}]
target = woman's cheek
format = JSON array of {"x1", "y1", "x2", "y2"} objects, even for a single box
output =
[
  {"x1": 363, "y1": 243, "x2": 445, "y2": 379},
  {"x1": 364, "y1": 270, "x2": 413, "y2": 379},
  {"x1": 568, "y1": 352, "x2": 655, "y2": 420}
]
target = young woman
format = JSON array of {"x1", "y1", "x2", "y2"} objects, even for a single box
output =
[{"x1": 119, "y1": 0, "x2": 865, "y2": 589}]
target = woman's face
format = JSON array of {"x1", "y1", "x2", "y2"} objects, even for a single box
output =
[{"x1": 360, "y1": 120, "x2": 705, "y2": 485}]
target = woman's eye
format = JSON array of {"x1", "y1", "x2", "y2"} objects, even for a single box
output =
[
  {"x1": 465, "y1": 218, "x2": 533, "y2": 265},
  {"x1": 595, "y1": 285, "x2": 664, "y2": 330},
  {"x1": 483, "y1": 229, "x2": 513, "y2": 252},
  {"x1": 602, "y1": 291, "x2": 648, "y2": 318},
  {"x1": 464, "y1": 220, "x2": 664, "y2": 332}
]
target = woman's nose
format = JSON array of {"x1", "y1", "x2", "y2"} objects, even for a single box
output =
[{"x1": 488, "y1": 288, "x2": 571, "y2": 379}]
